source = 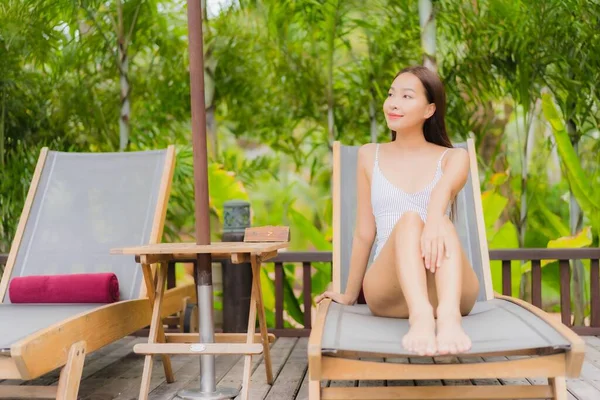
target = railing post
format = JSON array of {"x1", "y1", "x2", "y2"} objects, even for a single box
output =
[
  {"x1": 502, "y1": 260, "x2": 511, "y2": 296},
  {"x1": 303, "y1": 262, "x2": 312, "y2": 329},
  {"x1": 559, "y1": 259, "x2": 571, "y2": 327},
  {"x1": 275, "y1": 262, "x2": 284, "y2": 329},
  {"x1": 531, "y1": 260, "x2": 542, "y2": 309},
  {"x1": 591, "y1": 259, "x2": 600, "y2": 327}
]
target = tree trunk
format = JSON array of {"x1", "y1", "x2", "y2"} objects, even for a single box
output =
[
  {"x1": 369, "y1": 96, "x2": 378, "y2": 143},
  {"x1": 117, "y1": 0, "x2": 130, "y2": 151},
  {"x1": 326, "y1": 1, "x2": 341, "y2": 145},
  {"x1": 1, "y1": 85, "x2": 5, "y2": 167},
  {"x1": 568, "y1": 123, "x2": 585, "y2": 326},
  {"x1": 518, "y1": 99, "x2": 540, "y2": 301},
  {"x1": 519, "y1": 100, "x2": 539, "y2": 246},
  {"x1": 419, "y1": 0, "x2": 437, "y2": 72}
]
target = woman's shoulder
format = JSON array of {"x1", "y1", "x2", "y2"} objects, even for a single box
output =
[
  {"x1": 440, "y1": 146, "x2": 468, "y2": 169},
  {"x1": 357, "y1": 142, "x2": 378, "y2": 160}
]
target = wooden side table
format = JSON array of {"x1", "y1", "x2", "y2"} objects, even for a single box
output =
[{"x1": 111, "y1": 239, "x2": 289, "y2": 400}]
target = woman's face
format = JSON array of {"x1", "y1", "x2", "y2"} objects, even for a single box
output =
[{"x1": 383, "y1": 72, "x2": 435, "y2": 133}]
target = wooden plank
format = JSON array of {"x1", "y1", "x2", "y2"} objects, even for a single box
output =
[
  {"x1": 328, "y1": 379, "x2": 355, "y2": 388},
  {"x1": 481, "y1": 355, "x2": 533, "y2": 386},
  {"x1": 134, "y1": 343, "x2": 264, "y2": 355},
  {"x1": 80, "y1": 337, "x2": 146, "y2": 380},
  {"x1": 0, "y1": 385, "x2": 56, "y2": 399},
  {"x1": 165, "y1": 333, "x2": 276, "y2": 344},
  {"x1": 244, "y1": 226, "x2": 290, "y2": 243},
  {"x1": 320, "y1": 385, "x2": 553, "y2": 399},
  {"x1": 111, "y1": 241, "x2": 289, "y2": 256},
  {"x1": 234, "y1": 337, "x2": 297, "y2": 400},
  {"x1": 251, "y1": 254, "x2": 274, "y2": 385},
  {"x1": 295, "y1": 367, "x2": 309, "y2": 400},
  {"x1": 567, "y1": 357, "x2": 600, "y2": 399},
  {"x1": 321, "y1": 353, "x2": 566, "y2": 380},
  {"x1": 466, "y1": 138, "x2": 494, "y2": 300},
  {"x1": 264, "y1": 338, "x2": 308, "y2": 400},
  {"x1": 385, "y1": 357, "x2": 414, "y2": 387},
  {"x1": 458, "y1": 356, "x2": 501, "y2": 386},
  {"x1": 79, "y1": 351, "x2": 190, "y2": 400},
  {"x1": 148, "y1": 354, "x2": 240, "y2": 400},
  {"x1": 11, "y1": 299, "x2": 151, "y2": 380},
  {"x1": 55, "y1": 341, "x2": 86, "y2": 399},
  {"x1": 565, "y1": 376, "x2": 600, "y2": 400},
  {"x1": 409, "y1": 357, "x2": 443, "y2": 387},
  {"x1": 0, "y1": 337, "x2": 144, "y2": 388},
  {"x1": 332, "y1": 141, "x2": 341, "y2": 293},
  {"x1": 583, "y1": 337, "x2": 600, "y2": 370},
  {"x1": 434, "y1": 356, "x2": 471, "y2": 386},
  {"x1": 358, "y1": 358, "x2": 385, "y2": 388},
  {"x1": 215, "y1": 348, "x2": 264, "y2": 395}
]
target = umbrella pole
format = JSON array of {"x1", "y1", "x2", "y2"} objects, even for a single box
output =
[{"x1": 178, "y1": 0, "x2": 237, "y2": 399}]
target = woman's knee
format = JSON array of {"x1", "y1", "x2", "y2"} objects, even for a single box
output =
[{"x1": 392, "y1": 212, "x2": 424, "y2": 237}]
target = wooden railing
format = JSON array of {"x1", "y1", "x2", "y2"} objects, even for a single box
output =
[
  {"x1": 2, "y1": 249, "x2": 599, "y2": 336},
  {"x1": 267, "y1": 249, "x2": 600, "y2": 337}
]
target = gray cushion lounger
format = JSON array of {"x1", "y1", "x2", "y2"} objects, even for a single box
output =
[
  {"x1": 306, "y1": 139, "x2": 584, "y2": 400},
  {"x1": 0, "y1": 146, "x2": 194, "y2": 399}
]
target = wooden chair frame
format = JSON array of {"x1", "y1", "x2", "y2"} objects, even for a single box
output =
[
  {"x1": 307, "y1": 139, "x2": 585, "y2": 400},
  {"x1": 0, "y1": 146, "x2": 196, "y2": 399}
]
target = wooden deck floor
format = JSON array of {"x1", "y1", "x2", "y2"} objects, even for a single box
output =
[{"x1": 3, "y1": 336, "x2": 600, "y2": 399}]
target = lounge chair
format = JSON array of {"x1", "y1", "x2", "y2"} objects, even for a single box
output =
[
  {"x1": 0, "y1": 146, "x2": 195, "y2": 399},
  {"x1": 308, "y1": 139, "x2": 584, "y2": 400}
]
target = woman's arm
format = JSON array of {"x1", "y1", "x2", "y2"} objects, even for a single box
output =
[
  {"x1": 422, "y1": 148, "x2": 470, "y2": 271},
  {"x1": 427, "y1": 148, "x2": 469, "y2": 219},
  {"x1": 315, "y1": 144, "x2": 376, "y2": 305},
  {"x1": 343, "y1": 144, "x2": 377, "y2": 302}
]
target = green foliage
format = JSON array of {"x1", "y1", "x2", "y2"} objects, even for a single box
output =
[{"x1": 2, "y1": 0, "x2": 600, "y2": 325}]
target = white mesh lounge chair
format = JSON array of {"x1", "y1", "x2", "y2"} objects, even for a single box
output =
[
  {"x1": 307, "y1": 139, "x2": 584, "y2": 400},
  {"x1": 0, "y1": 146, "x2": 195, "y2": 399}
]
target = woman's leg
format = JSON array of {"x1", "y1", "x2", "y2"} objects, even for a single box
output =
[
  {"x1": 362, "y1": 212, "x2": 438, "y2": 356},
  {"x1": 432, "y1": 216, "x2": 480, "y2": 355}
]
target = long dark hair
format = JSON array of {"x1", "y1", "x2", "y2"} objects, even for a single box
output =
[
  {"x1": 390, "y1": 66, "x2": 452, "y2": 149},
  {"x1": 391, "y1": 66, "x2": 458, "y2": 220}
]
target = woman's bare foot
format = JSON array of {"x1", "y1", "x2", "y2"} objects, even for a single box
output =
[
  {"x1": 402, "y1": 310, "x2": 437, "y2": 356},
  {"x1": 436, "y1": 310, "x2": 471, "y2": 355}
]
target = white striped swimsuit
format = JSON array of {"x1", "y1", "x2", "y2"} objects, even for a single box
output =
[{"x1": 371, "y1": 144, "x2": 450, "y2": 259}]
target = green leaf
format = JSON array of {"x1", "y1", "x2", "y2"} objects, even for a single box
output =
[
  {"x1": 287, "y1": 207, "x2": 332, "y2": 251},
  {"x1": 535, "y1": 201, "x2": 570, "y2": 238},
  {"x1": 481, "y1": 190, "x2": 508, "y2": 235},
  {"x1": 208, "y1": 163, "x2": 249, "y2": 220},
  {"x1": 282, "y1": 268, "x2": 305, "y2": 325},
  {"x1": 522, "y1": 226, "x2": 592, "y2": 272},
  {"x1": 547, "y1": 226, "x2": 593, "y2": 249}
]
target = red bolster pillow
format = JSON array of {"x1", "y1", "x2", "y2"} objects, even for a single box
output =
[{"x1": 8, "y1": 273, "x2": 120, "y2": 304}]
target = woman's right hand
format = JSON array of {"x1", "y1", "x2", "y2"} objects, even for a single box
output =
[{"x1": 315, "y1": 291, "x2": 355, "y2": 305}]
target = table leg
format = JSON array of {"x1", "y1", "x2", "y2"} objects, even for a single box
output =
[
  {"x1": 240, "y1": 260, "x2": 259, "y2": 400},
  {"x1": 139, "y1": 263, "x2": 174, "y2": 400},
  {"x1": 251, "y1": 254, "x2": 273, "y2": 384}
]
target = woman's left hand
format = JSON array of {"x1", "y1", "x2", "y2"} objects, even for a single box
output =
[{"x1": 421, "y1": 216, "x2": 450, "y2": 273}]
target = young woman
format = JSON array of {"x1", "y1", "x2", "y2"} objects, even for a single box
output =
[{"x1": 315, "y1": 66, "x2": 480, "y2": 356}]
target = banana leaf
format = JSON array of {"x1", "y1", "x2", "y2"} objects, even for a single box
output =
[{"x1": 541, "y1": 93, "x2": 600, "y2": 240}]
